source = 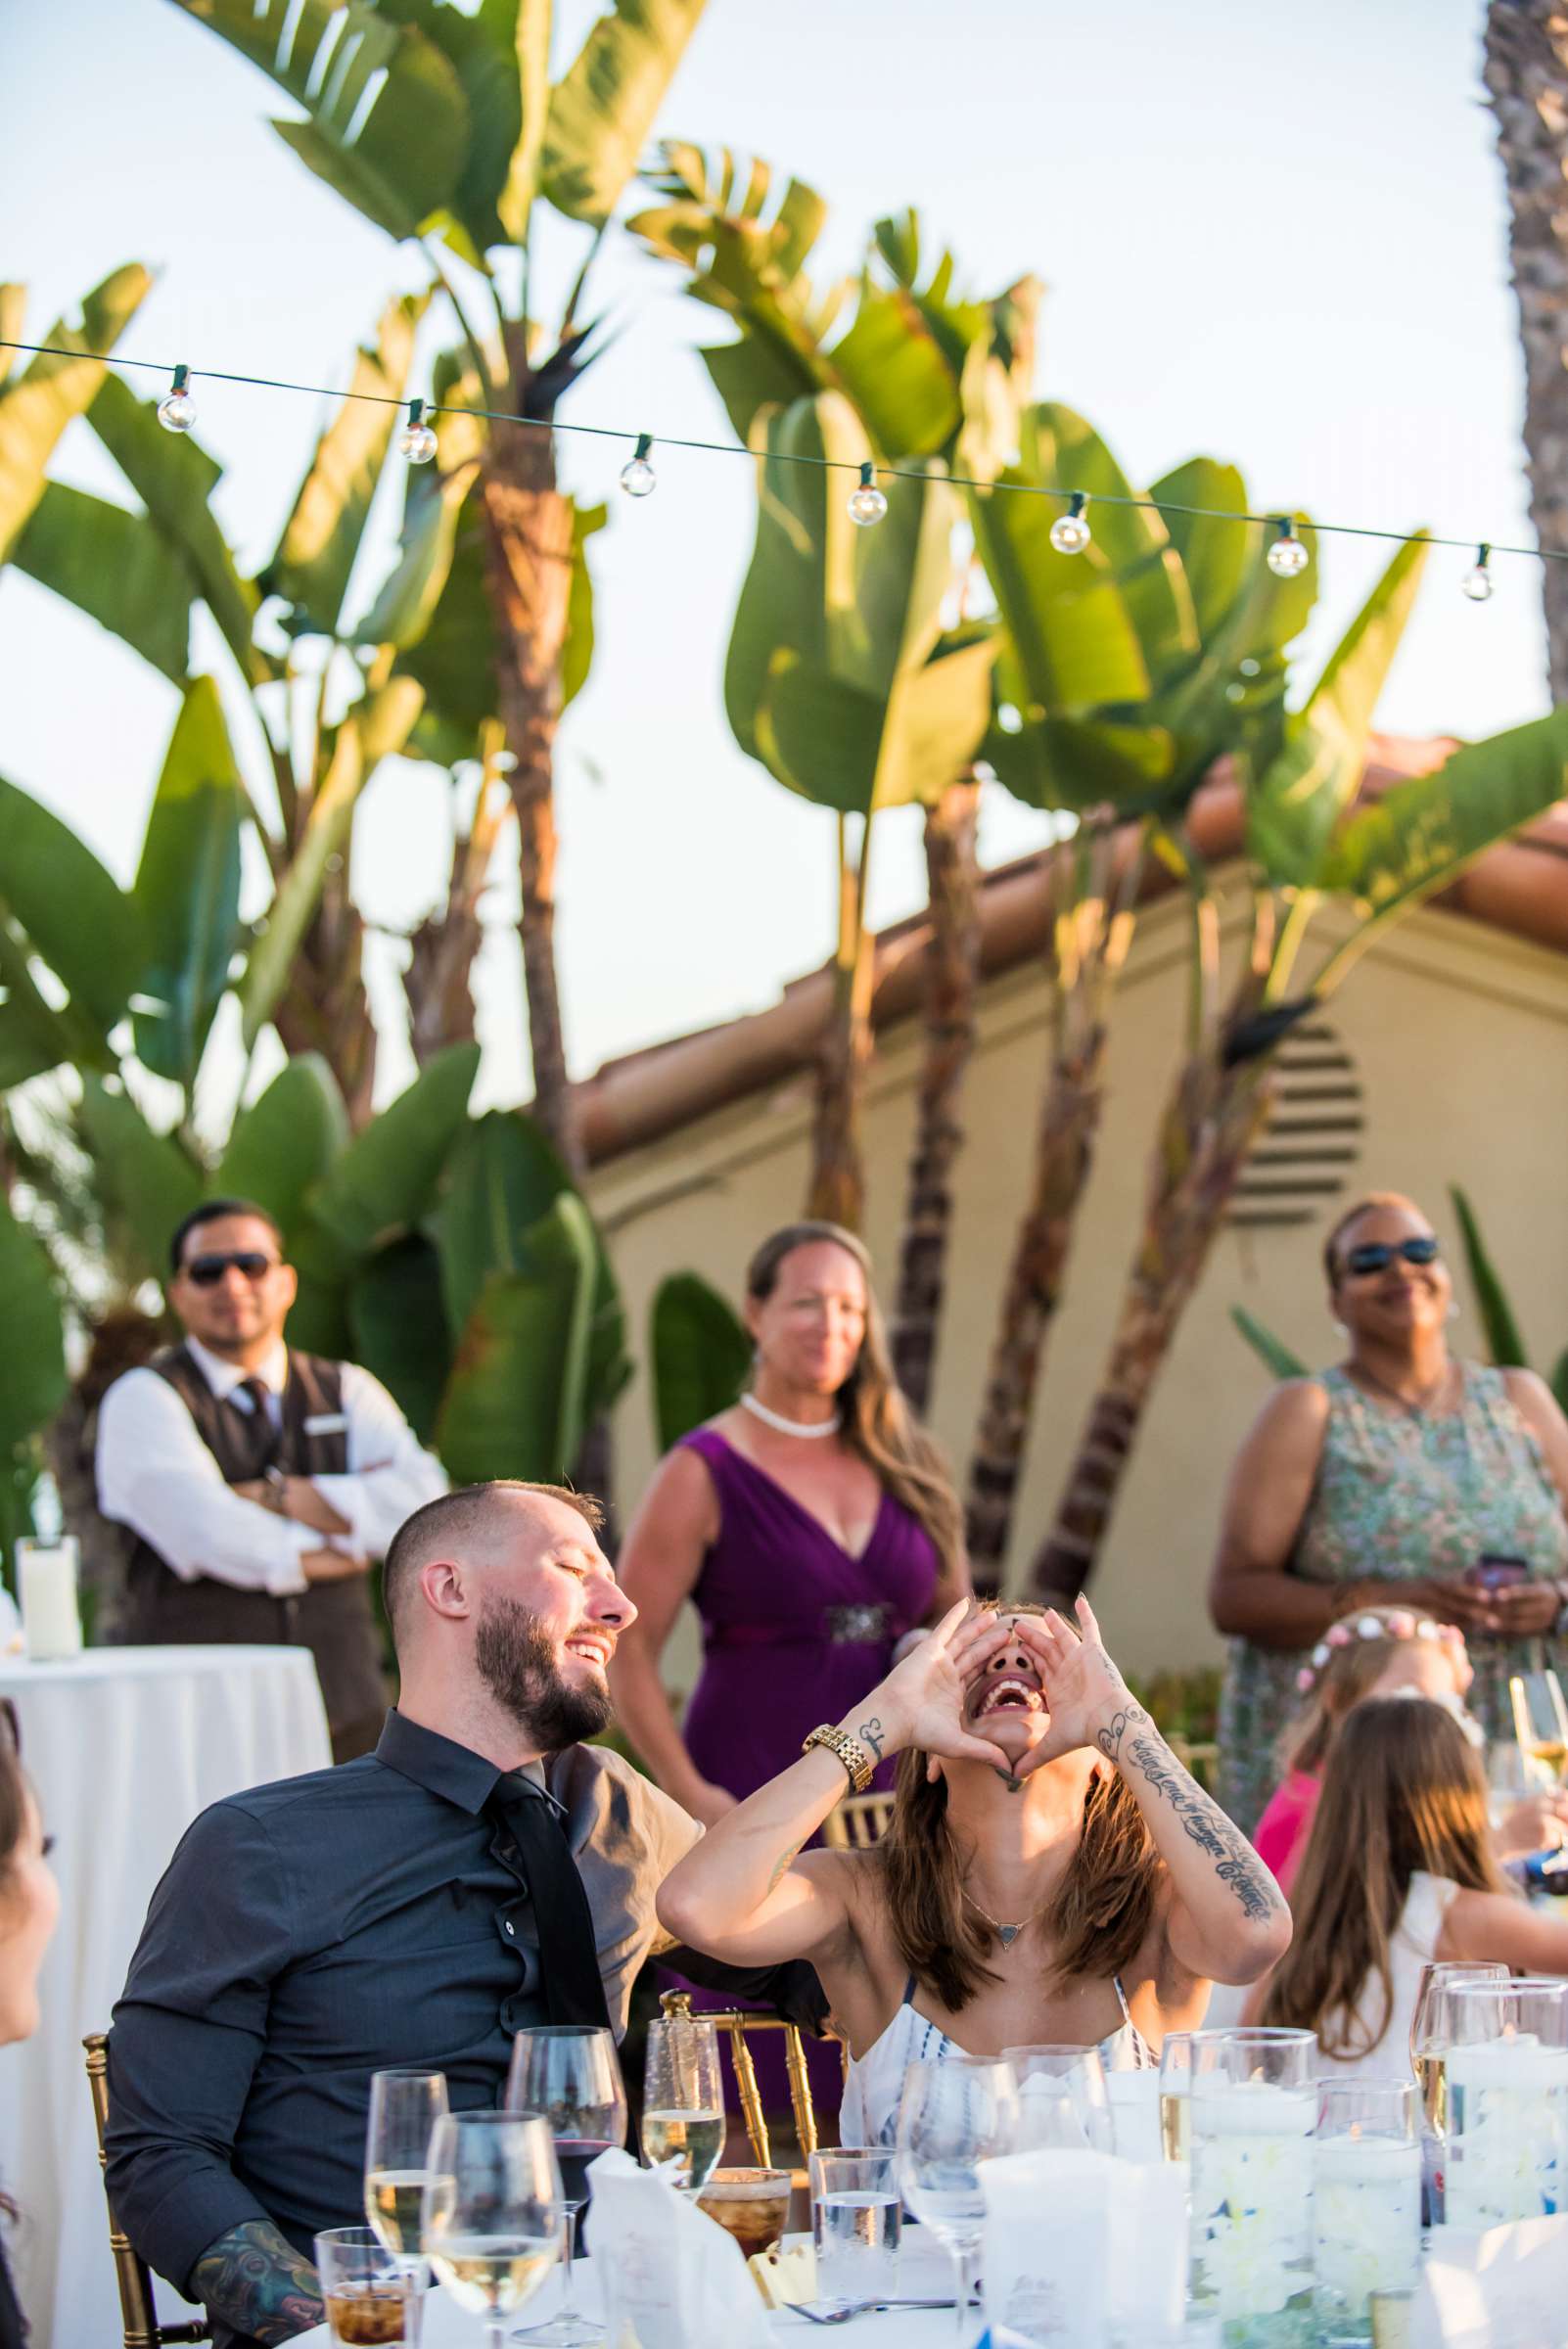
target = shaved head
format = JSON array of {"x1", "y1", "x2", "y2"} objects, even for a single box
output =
[{"x1": 383, "y1": 1481, "x2": 604, "y2": 1648}]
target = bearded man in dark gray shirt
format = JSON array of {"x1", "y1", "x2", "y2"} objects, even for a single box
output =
[{"x1": 106, "y1": 1479, "x2": 701, "y2": 2348}]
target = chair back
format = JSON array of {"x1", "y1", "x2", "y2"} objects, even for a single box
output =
[
  {"x1": 820, "y1": 1791, "x2": 895, "y2": 1851},
  {"x1": 658, "y1": 1990, "x2": 822, "y2": 2171},
  {"x1": 83, "y1": 2034, "x2": 211, "y2": 2349}
]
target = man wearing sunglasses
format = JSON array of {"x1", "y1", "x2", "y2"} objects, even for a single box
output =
[{"x1": 96, "y1": 1200, "x2": 447, "y2": 1759}]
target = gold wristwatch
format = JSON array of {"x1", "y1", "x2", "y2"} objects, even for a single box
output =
[{"x1": 802, "y1": 1724, "x2": 875, "y2": 1793}]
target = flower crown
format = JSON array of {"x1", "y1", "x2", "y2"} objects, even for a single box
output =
[{"x1": 1294, "y1": 1610, "x2": 1469, "y2": 1697}]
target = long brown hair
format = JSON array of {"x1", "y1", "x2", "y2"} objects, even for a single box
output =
[
  {"x1": 745, "y1": 1222, "x2": 962, "y2": 1575},
  {"x1": 874, "y1": 1602, "x2": 1163, "y2": 2010},
  {"x1": 1260, "y1": 1697, "x2": 1508, "y2": 2057}
]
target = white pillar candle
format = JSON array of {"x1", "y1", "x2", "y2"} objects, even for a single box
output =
[
  {"x1": 19, "y1": 1537, "x2": 82, "y2": 1662},
  {"x1": 1446, "y1": 2035, "x2": 1566, "y2": 2226},
  {"x1": 1314, "y1": 2134, "x2": 1420, "y2": 2321}
]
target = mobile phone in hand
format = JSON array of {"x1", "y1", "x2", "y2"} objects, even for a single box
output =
[{"x1": 1466, "y1": 1554, "x2": 1532, "y2": 1593}]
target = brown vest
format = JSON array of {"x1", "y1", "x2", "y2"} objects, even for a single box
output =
[{"x1": 119, "y1": 1345, "x2": 387, "y2": 1754}]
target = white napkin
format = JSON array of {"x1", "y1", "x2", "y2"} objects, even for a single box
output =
[
  {"x1": 982, "y1": 2149, "x2": 1114, "y2": 2346},
  {"x1": 1412, "y1": 2218, "x2": 1568, "y2": 2349},
  {"x1": 584, "y1": 2150, "x2": 773, "y2": 2349}
]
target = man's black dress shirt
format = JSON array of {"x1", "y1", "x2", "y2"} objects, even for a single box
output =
[{"x1": 105, "y1": 1710, "x2": 698, "y2": 2305}]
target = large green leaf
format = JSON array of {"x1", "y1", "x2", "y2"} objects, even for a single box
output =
[
  {"x1": 283, "y1": 1216, "x2": 355, "y2": 1358},
  {"x1": 1149, "y1": 457, "x2": 1251, "y2": 642},
  {"x1": 167, "y1": 0, "x2": 469, "y2": 241},
  {"x1": 217, "y1": 1056, "x2": 350, "y2": 1238},
  {"x1": 982, "y1": 713, "x2": 1177, "y2": 813},
  {"x1": 309, "y1": 1041, "x2": 481, "y2": 1256},
  {"x1": 0, "y1": 264, "x2": 151, "y2": 564},
  {"x1": 86, "y1": 373, "x2": 263, "y2": 681},
  {"x1": 1247, "y1": 536, "x2": 1429, "y2": 888},
  {"x1": 348, "y1": 1233, "x2": 452, "y2": 1444},
  {"x1": 239, "y1": 674, "x2": 424, "y2": 1051},
  {"x1": 264, "y1": 294, "x2": 428, "y2": 634},
  {"x1": 0, "y1": 772, "x2": 148, "y2": 1036},
  {"x1": 498, "y1": 0, "x2": 554, "y2": 241},
  {"x1": 759, "y1": 628, "x2": 996, "y2": 814},
  {"x1": 0, "y1": 929, "x2": 89, "y2": 1089},
  {"x1": 969, "y1": 464, "x2": 1149, "y2": 722},
  {"x1": 1316, "y1": 705, "x2": 1568, "y2": 935},
  {"x1": 1229, "y1": 1305, "x2": 1308, "y2": 1383},
  {"x1": 542, "y1": 0, "x2": 709, "y2": 226},
  {"x1": 132, "y1": 677, "x2": 246, "y2": 1088},
  {"x1": 1449, "y1": 1184, "x2": 1529, "y2": 1370},
  {"x1": 12, "y1": 482, "x2": 194, "y2": 680},
  {"x1": 0, "y1": 1197, "x2": 67, "y2": 1453},
  {"x1": 1028, "y1": 403, "x2": 1199, "y2": 693},
  {"x1": 650, "y1": 1270, "x2": 749, "y2": 1449},
  {"x1": 437, "y1": 1194, "x2": 598, "y2": 1482},
  {"x1": 356, "y1": 461, "x2": 479, "y2": 653},
  {"x1": 77, "y1": 1079, "x2": 205, "y2": 1281}
]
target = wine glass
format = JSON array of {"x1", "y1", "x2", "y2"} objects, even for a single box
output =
[
  {"x1": 896, "y1": 2056, "x2": 1019, "y2": 2346},
  {"x1": 505, "y1": 2025, "x2": 627, "y2": 2346},
  {"x1": 640, "y1": 2012, "x2": 724, "y2": 2192},
  {"x1": 1509, "y1": 1672, "x2": 1568, "y2": 1786},
  {"x1": 1408, "y1": 1962, "x2": 1509, "y2": 2136},
  {"x1": 421, "y1": 2111, "x2": 564, "y2": 2349},
  {"x1": 1000, "y1": 2044, "x2": 1112, "y2": 2153},
  {"x1": 365, "y1": 2069, "x2": 448, "y2": 2338}
]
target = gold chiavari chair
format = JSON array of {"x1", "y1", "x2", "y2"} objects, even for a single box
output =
[
  {"x1": 1168, "y1": 1736, "x2": 1221, "y2": 1795},
  {"x1": 658, "y1": 1989, "x2": 835, "y2": 2174},
  {"x1": 819, "y1": 1790, "x2": 895, "y2": 1852},
  {"x1": 83, "y1": 2033, "x2": 211, "y2": 2349}
]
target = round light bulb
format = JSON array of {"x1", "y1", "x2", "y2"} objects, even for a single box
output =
[
  {"x1": 1461, "y1": 547, "x2": 1494, "y2": 602},
  {"x1": 158, "y1": 370, "x2": 197, "y2": 435},
  {"x1": 1049, "y1": 508, "x2": 1092, "y2": 555},
  {"x1": 848, "y1": 466, "x2": 888, "y2": 527},
  {"x1": 1267, "y1": 524, "x2": 1310, "y2": 578},
  {"x1": 398, "y1": 418, "x2": 438, "y2": 464},
  {"x1": 620, "y1": 455, "x2": 657, "y2": 498}
]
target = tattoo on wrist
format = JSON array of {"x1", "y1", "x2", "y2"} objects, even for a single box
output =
[
  {"x1": 857, "y1": 1716, "x2": 885, "y2": 1762},
  {"x1": 1123, "y1": 1732, "x2": 1284, "y2": 1924},
  {"x1": 191, "y1": 2220, "x2": 324, "y2": 2346},
  {"x1": 1094, "y1": 1699, "x2": 1151, "y2": 1766}
]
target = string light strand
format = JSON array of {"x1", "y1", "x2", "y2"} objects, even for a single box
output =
[{"x1": 1, "y1": 333, "x2": 1557, "y2": 572}]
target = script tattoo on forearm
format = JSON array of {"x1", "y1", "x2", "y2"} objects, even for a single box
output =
[
  {"x1": 1124, "y1": 1733, "x2": 1283, "y2": 1924},
  {"x1": 191, "y1": 2220, "x2": 324, "y2": 2346},
  {"x1": 1094, "y1": 1697, "x2": 1151, "y2": 1765}
]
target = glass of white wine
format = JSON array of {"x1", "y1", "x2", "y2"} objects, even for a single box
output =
[
  {"x1": 421, "y1": 2110, "x2": 564, "y2": 2349},
  {"x1": 1157, "y1": 2031, "x2": 1196, "y2": 2165},
  {"x1": 640, "y1": 2012, "x2": 724, "y2": 2192},
  {"x1": 1509, "y1": 1671, "x2": 1568, "y2": 1787},
  {"x1": 1408, "y1": 1962, "x2": 1509, "y2": 2140},
  {"x1": 365, "y1": 2069, "x2": 449, "y2": 2341}
]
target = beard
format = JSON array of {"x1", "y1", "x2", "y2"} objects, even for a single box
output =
[{"x1": 474, "y1": 1596, "x2": 613, "y2": 1749}]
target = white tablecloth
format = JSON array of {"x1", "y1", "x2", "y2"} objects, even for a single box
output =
[{"x1": 0, "y1": 1643, "x2": 332, "y2": 2349}]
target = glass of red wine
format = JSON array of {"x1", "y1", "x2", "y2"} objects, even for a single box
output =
[{"x1": 504, "y1": 2024, "x2": 627, "y2": 2345}]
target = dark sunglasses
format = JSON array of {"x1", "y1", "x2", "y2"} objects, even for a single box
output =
[
  {"x1": 183, "y1": 1251, "x2": 280, "y2": 1287},
  {"x1": 1343, "y1": 1235, "x2": 1442, "y2": 1278}
]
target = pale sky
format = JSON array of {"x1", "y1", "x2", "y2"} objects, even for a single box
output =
[{"x1": 0, "y1": 0, "x2": 1545, "y2": 1123}]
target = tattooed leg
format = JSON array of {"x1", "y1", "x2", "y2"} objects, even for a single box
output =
[{"x1": 191, "y1": 2219, "x2": 325, "y2": 2345}]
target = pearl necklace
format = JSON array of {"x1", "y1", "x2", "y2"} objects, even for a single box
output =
[{"x1": 738, "y1": 1391, "x2": 842, "y2": 1440}]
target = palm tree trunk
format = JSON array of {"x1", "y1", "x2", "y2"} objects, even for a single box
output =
[
  {"x1": 274, "y1": 876, "x2": 378, "y2": 1130},
  {"x1": 1484, "y1": 3, "x2": 1568, "y2": 702},
  {"x1": 890, "y1": 777, "x2": 983, "y2": 1411},
  {"x1": 480, "y1": 334, "x2": 583, "y2": 1179},
  {"x1": 1029, "y1": 1046, "x2": 1272, "y2": 1603},
  {"x1": 807, "y1": 817, "x2": 876, "y2": 1231},
  {"x1": 402, "y1": 775, "x2": 512, "y2": 1067},
  {"x1": 963, "y1": 823, "x2": 1135, "y2": 1592}
]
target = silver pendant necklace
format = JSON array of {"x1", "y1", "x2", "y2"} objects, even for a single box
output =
[
  {"x1": 961, "y1": 1887, "x2": 1048, "y2": 1948},
  {"x1": 739, "y1": 1391, "x2": 842, "y2": 1440}
]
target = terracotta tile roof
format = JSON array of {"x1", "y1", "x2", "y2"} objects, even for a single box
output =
[{"x1": 577, "y1": 734, "x2": 1568, "y2": 1170}]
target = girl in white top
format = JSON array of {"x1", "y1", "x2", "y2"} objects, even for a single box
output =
[
  {"x1": 1253, "y1": 1695, "x2": 1568, "y2": 2073},
  {"x1": 658, "y1": 1596, "x2": 1292, "y2": 2149}
]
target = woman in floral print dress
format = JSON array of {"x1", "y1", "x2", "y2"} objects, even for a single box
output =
[{"x1": 1209, "y1": 1193, "x2": 1568, "y2": 1834}]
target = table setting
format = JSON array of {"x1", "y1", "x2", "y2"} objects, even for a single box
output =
[{"x1": 290, "y1": 1997, "x2": 1568, "y2": 2349}]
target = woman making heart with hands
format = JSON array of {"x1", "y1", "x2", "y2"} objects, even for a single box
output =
[{"x1": 656, "y1": 1594, "x2": 1290, "y2": 2144}]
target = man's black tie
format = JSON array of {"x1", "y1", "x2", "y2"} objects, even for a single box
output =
[
  {"x1": 229, "y1": 1375, "x2": 281, "y2": 1482},
  {"x1": 490, "y1": 1774, "x2": 612, "y2": 2029}
]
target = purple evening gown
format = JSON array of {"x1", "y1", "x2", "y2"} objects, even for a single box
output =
[{"x1": 677, "y1": 1427, "x2": 940, "y2": 1802}]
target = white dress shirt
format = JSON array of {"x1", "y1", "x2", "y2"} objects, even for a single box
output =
[{"x1": 95, "y1": 1336, "x2": 448, "y2": 1599}]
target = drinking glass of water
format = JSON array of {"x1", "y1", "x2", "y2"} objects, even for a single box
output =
[
  {"x1": 640, "y1": 2011, "x2": 724, "y2": 2192},
  {"x1": 807, "y1": 2147, "x2": 901, "y2": 2306}
]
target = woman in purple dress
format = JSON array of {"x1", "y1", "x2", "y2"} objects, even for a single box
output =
[{"x1": 613, "y1": 1222, "x2": 970, "y2": 1826}]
